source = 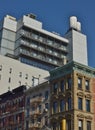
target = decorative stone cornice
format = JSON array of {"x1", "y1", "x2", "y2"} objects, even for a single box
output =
[
  {"x1": 77, "y1": 92, "x2": 84, "y2": 97},
  {"x1": 77, "y1": 113, "x2": 85, "y2": 118},
  {"x1": 85, "y1": 94, "x2": 92, "y2": 99},
  {"x1": 85, "y1": 115, "x2": 93, "y2": 120},
  {"x1": 50, "y1": 61, "x2": 95, "y2": 81}
]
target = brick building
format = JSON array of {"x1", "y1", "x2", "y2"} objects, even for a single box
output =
[{"x1": 49, "y1": 61, "x2": 95, "y2": 130}]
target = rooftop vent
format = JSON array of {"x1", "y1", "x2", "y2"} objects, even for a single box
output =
[{"x1": 26, "y1": 13, "x2": 36, "y2": 19}]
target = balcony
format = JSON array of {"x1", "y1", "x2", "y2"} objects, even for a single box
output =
[
  {"x1": 20, "y1": 30, "x2": 68, "y2": 53},
  {"x1": 30, "y1": 97, "x2": 43, "y2": 105}
]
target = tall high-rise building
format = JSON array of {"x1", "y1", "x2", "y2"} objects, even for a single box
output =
[{"x1": 0, "y1": 14, "x2": 88, "y2": 71}]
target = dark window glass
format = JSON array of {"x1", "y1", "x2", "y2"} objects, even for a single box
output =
[
  {"x1": 26, "y1": 121, "x2": 29, "y2": 129},
  {"x1": 66, "y1": 120, "x2": 71, "y2": 130},
  {"x1": 85, "y1": 80, "x2": 90, "y2": 91},
  {"x1": 53, "y1": 122, "x2": 57, "y2": 130},
  {"x1": 86, "y1": 99, "x2": 90, "y2": 112},
  {"x1": 45, "y1": 103, "x2": 49, "y2": 110},
  {"x1": 78, "y1": 120, "x2": 83, "y2": 130},
  {"x1": 68, "y1": 97, "x2": 71, "y2": 110},
  {"x1": 39, "y1": 105, "x2": 41, "y2": 112},
  {"x1": 60, "y1": 80, "x2": 64, "y2": 92},
  {"x1": 67, "y1": 78, "x2": 72, "y2": 89},
  {"x1": 60, "y1": 100, "x2": 65, "y2": 112},
  {"x1": 53, "y1": 83, "x2": 58, "y2": 93},
  {"x1": 45, "y1": 116, "x2": 48, "y2": 126},
  {"x1": 53, "y1": 101, "x2": 57, "y2": 113},
  {"x1": 8, "y1": 77, "x2": 11, "y2": 83},
  {"x1": 45, "y1": 91, "x2": 49, "y2": 100},
  {"x1": 78, "y1": 78, "x2": 82, "y2": 89},
  {"x1": 87, "y1": 121, "x2": 91, "y2": 130},
  {"x1": 78, "y1": 98, "x2": 82, "y2": 110}
]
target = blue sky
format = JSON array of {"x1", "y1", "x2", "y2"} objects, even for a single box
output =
[{"x1": 0, "y1": 0, "x2": 95, "y2": 67}]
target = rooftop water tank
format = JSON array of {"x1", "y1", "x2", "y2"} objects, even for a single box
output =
[{"x1": 70, "y1": 16, "x2": 77, "y2": 29}]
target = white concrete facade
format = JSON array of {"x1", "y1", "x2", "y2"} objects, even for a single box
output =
[
  {"x1": 0, "y1": 55, "x2": 49, "y2": 94},
  {"x1": 65, "y1": 29, "x2": 88, "y2": 65}
]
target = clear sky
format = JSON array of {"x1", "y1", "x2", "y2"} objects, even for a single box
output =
[{"x1": 0, "y1": 0, "x2": 95, "y2": 67}]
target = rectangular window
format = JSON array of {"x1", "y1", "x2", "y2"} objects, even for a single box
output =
[
  {"x1": 78, "y1": 98, "x2": 82, "y2": 110},
  {"x1": 0, "y1": 65, "x2": 2, "y2": 71},
  {"x1": 26, "y1": 109, "x2": 29, "y2": 117},
  {"x1": 19, "y1": 72, "x2": 22, "y2": 77},
  {"x1": 45, "y1": 91, "x2": 49, "y2": 100},
  {"x1": 26, "y1": 121, "x2": 29, "y2": 129},
  {"x1": 26, "y1": 97, "x2": 30, "y2": 105},
  {"x1": 45, "y1": 103, "x2": 49, "y2": 110},
  {"x1": 86, "y1": 99, "x2": 90, "y2": 112},
  {"x1": 85, "y1": 80, "x2": 90, "y2": 91},
  {"x1": 9, "y1": 68, "x2": 12, "y2": 74},
  {"x1": 87, "y1": 121, "x2": 91, "y2": 130},
  {"x1": 45, "y1": 116, "x2": 48, "y2": 126},
  {"x1": 66, "y1": 120, "x2": 71, "y2": 130},
  {"x1": 68, "y1": 97, "x2": 71, "y2": 110},
  {"x1": 60, "y1": 100, "x2": 65, "y2": 112},
  {"x1": 53, "y1": 122, "x2": 57, "y2": 130},
  {"x1": 38, "y1": 105, "x2": 42, "y2": 113},
  {"x1": 60, "y1": 80, "x2": 64, "y2": 92},
  {"x1": 53, "y1": 101, "x2": 57, "y2": 113},
  {"x1": 8, "y1": 77, "x2": 11, "y2": 83},
  {"x1": 53, "y1": 83, "x2": 58, "y2": 94},
  {"x1": 67, "y1": 78, "x2": 72, "y2": 89},
  {"x1": 78, "y1": 78, "x2": 82, "y2": 89},
  {"x1": 78, "y1": 120, "x2": 83, "y2": 130}
]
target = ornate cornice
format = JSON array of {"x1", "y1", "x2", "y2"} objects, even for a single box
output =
[{"x1": 50, "y1": 61, "x2": 95, "y2": 81}]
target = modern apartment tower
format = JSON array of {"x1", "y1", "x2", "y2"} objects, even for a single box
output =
[
  {"x1": 0, "y1": 15, "x2": 17, "y2": 55},
  {"x1": 0, "y1": 14, "x2": 88, "y2": 71}
]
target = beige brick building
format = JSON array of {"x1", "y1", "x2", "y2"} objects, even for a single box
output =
[{"x1": 49, "y1": 61, "x2": 95, "y2": 130}]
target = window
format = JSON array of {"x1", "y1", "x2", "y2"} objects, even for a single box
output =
[
  {"x1": 38, "y1": 105, "x2": 42, "y2": 113},
  {"x1": 26, "y1": 97, "x2": 30, "y2": 105},
  {"x1": 19, "y1": 72, "x2": 22, "y2": 77},
  {"x1": 68, "y1": 97, "x2": 72, "y2": 110},
  {"x1": 53, "y1": 83, "x2": 58, "y2": 93},
  {"x1": 0, "y1": 65, "x2": 2, "y2": 71},
  {"x1": 78, "y1": 78, "x2": 82, "y2": 89},
  {"x1": 8, "y1": 77, "x2": 11, "y2": 83},
  {"x1": 66, "y1": 120, "x2": 71, "y2": 130},
  {"x1": 87, "y1": 121, "x2": 91, "y2": 130},
  {"x1": 53, "y1": 122, "x2": 57, "y2": 130},
  {"x1": 78, "y1": 98, "x2": 83, "y2": 110},
  {"x1": 78, "y1": 120, "x2": 83, "y2": 130},
  {"x1": 25, "y1": 74, "x2": 28, "y2": 79},
  {"x1": 85, "y1": 80, "x2": 90, "y2": 91},
  {"x1": 86, "y1": 99, "x2": 90, "y2": 112},
  {"x1": 45, "y1": 91, "x2": 49, "y2": 100},
  {"x1": 60, "y1": 100, "x2": 65, "y2": 112},
  {"x1": 26, "y1": 109, "x2": 29, "y2": 117},
  {"x1": 60, "y1": 80, "x2": 64, "y2": 92},
  {"x1": 26, "y1": 121, "x2": 29, "y2": 129},
  {"x1": 53, "y1": 101, "x2": 57, "y2": 113},
  {"x1": 45, "y1": 116, "x2": 48, "y2": 126},
  {"x1": 67, "y1": 78, "x2": 72, "y2": 89},
  {"x1": 19, "y1": 81, "x2": 21, "y2": 86},
  {"x1": 9, "y1": 68, "x2": 12, "y2": 74},
  {"x1": 37, "y1": 117, "x2": 41, "y2": 123},
  {"x1": 45, "y1": 103, "x2": 49, "y2": 110}
]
